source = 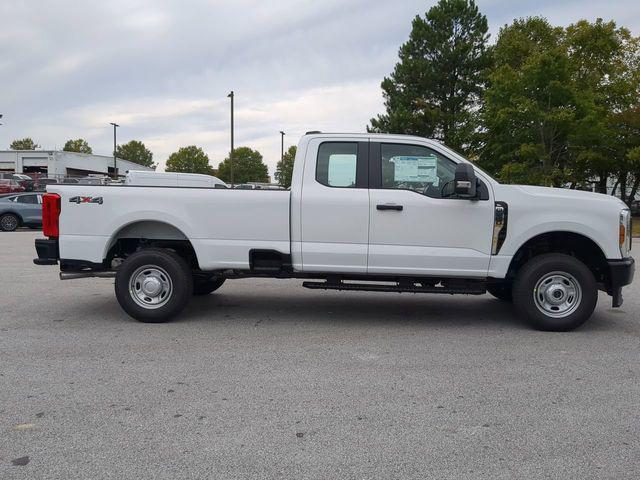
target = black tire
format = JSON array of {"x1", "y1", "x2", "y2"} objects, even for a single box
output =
[
  {"x1": 487, "y1": 282, "x2": 512, "y2": 302},
  {"x1": 193, "y1": 276, "x2": 225, "y2": 296},
  {"x1": 0, "y1": 213, "x2": 20, "y2": 232},
  {"x1": 115, "y1": 248, "x2": 193, "y2": 323},
  {"x1": 512, "y1": 253, "x2": 598, "y2": 331}
]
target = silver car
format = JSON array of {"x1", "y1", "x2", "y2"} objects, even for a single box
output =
[{"x1": 0, "y1": 193, "x2": 42, "y2": 231}]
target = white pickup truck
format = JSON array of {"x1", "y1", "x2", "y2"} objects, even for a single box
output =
[{"x1": 34, "y1": 133, "x2": 634, "y2": 331}]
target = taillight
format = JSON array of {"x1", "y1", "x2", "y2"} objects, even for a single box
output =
[{"x1": 42, "y1": 193, "x2": 61, "y2": 238}]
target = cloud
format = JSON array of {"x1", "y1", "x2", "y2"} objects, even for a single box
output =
[{"x1": 1, "y1": 0, "x2": 638, "y2": 176}]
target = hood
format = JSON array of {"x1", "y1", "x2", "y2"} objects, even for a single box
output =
[{"x1": 509, "y1": 185, "x2": 627, "y2": 208}]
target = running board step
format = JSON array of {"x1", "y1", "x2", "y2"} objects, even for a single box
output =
[{"x1": 302, "y1": 280, "x2": 486, "y2": 295}]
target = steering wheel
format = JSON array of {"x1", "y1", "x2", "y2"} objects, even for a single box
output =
[
  {"x1": 422, "y1": 183, "x2": 441, "y2": 198},
  {"x1": 440, "y1": 180, "x2": 455, "y2": 198}
]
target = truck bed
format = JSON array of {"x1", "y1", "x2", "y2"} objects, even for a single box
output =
[{"x1": 48, "y1": 185, "x2": 291, "y2": 270}]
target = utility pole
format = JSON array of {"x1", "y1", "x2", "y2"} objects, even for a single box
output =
[
  {"x1": 110, "y1": 122, "x2": 119, "y2": 179},
  {"x1": 227, "y1": 91, "x2": 234, "y2": 187},
  {"x1": 280, "y1": 131, "x2": 285, "y2": 163}
]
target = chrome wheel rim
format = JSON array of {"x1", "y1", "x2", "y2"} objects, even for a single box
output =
[
  {"x1": 129, "y1": 265, "x2": 173, "y2": 309},
  {"x1": 533, "y1": 271, "x2": 582, "y2": 318},
  {"x1": 1, "y1": 215, "x2": 18, "y2": 231}
]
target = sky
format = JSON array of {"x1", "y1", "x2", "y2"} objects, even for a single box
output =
[{"x1": 1, "y1": 0, "x2": 639, "y2": 177}]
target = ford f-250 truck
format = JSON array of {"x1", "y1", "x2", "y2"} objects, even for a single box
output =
[{"x1": 33, "y1": 133, "x2": 634, "y2": 331}]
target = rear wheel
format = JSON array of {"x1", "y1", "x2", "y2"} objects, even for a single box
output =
[
  {"x1": 115, "y1": 248, "x2": 193, "y2": 323},
  {"x1": 193, "y1": 276, "x2": 225, "y2": 296},
  {"x1": 0, "y1": 214, "x2": 19, "y2": 232},
  {"x1": 512, "y1": 253, "x2": 597, "y2": 331}
]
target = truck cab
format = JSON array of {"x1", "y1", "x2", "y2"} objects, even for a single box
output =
[{"x1": 34, "y1": 133, "x2": 634, "y2": 331}]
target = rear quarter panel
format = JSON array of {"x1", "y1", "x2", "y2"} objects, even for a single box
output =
[{"x1": 48, "y1": 185, "x2": 291, "y2": 270}]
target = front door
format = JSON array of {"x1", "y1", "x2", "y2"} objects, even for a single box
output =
[{"x1": 367, "y1": 141, "x2": 494, "y2": 277}]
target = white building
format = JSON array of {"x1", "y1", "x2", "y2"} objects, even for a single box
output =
[{"x1": 0, "y1": 150, "x2": 154, "y2": 179}]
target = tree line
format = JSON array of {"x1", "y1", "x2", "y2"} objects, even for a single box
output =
[
  {"x1": 9, "y1": 137, "x2": 156, "y2": 169},
  {"x1": 12, "y1": 1, "x2": 637, "y2": 194},
  {"x1": 370, "y1": 0, "x2": 640, "y2": 204},
  {"x1": 8, "y1": 136, "x2": 283, "y2": 185}
]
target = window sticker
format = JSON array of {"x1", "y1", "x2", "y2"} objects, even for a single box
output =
[{"x1": 391, "y1": 155, "x2": 438, "y2": 183}]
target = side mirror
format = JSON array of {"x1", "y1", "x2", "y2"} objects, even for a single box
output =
[{"x1": 454, "y1": 163, "x2": 477, "y2": 199}]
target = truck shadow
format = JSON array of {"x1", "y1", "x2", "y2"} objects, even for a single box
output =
[
  {"x1": 185, "y1": 288, "x2": 533, "y2": 330},
  {"x1": 182, "y1": 285, "x2": 618, "y2": 333}
]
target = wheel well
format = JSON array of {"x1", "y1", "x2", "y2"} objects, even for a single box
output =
[
  {"x1": 105, "y1": 221, "x2": 199, "y2": 270},
  {"x1": 506, "y1": 232, "x2": 609, "y2": 285}
]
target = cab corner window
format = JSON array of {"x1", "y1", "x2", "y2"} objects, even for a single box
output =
[
  {"x1": 316, "y1": 142, "x2": 358, "y2": 188},
  {"x1": 380, "y1": 143, "x2": 457, "y2": 199}
]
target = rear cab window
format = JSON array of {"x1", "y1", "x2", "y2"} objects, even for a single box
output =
[{"x1": 315, "y1": 141, "x2": 368, "y2": 188}]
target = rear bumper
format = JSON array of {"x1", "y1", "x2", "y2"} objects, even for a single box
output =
[
  {"x1": 607, "y1": 257, "x2": 635, "y2": 307},
  {"x1": 33, "y1": 238, "x2": 59, "y2": 265}
]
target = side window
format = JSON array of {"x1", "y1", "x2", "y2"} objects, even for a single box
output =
[
  {"x1": 17, "y1": 195, "x2": 38, "y2": 204},
  {"x1": 316, "y1": 142, "x2": 358, "y2": 188},
  {"x1": 380, "y1": 143, "x2": 457, "y2": 199}
]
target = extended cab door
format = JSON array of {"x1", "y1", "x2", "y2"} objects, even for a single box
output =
[
  {"x1": 367, "y1": 141, "x2": 494, "y2": 277},
  {"x1": 295, "y1": 138, "x2": 370, "y2": 273}
]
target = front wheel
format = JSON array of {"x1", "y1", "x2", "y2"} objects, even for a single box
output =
[
  {"x1": 512, "y1": 253, "x2": 598, "y2": 331},
  {"x1": 115, "y1": 248, "x2": 193, "y2": 323}
]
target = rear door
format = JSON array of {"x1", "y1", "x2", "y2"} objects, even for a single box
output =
[
  {"x1": 16, "y1": 194, "x2": 42, "y2": 225},
  {"x1": 298, "y1": 138, "x2": 370, "y2": 273},
  {"x1": 367, "y1": 141, "x2": 494, "y2": 277}
]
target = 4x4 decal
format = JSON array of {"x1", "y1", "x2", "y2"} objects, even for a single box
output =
[{"x1": 69, "y1": 196, "x2": 103, "y2": 205}]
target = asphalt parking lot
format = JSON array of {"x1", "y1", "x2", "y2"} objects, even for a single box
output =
[{"x1": 1, "y1": 231, "x2": 638, "y2": 479}]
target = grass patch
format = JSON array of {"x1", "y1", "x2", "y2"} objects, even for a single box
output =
[{"x1": 634, "y1": 217, "x2": 640, "y2": 237}]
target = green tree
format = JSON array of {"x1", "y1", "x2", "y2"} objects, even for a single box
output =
[
  {"x1": 479, "y1": 17, "x2": 640, "y2": 192},
  {"x1": 565, "y1": 19, "x2": 640, "y2": 195},
  {"x1": 165, "y1": 146, "x2": 214, "y2": 175},
  {"x1": 369, "y1": 0, "x2": 492, "y2": 153},
  {"x1": 63, "y1": 138, "x2": 92, "y2": 154},
  {"x1": 274, "y1": 146, "x2": 296, "y2": 188},
  {"x1": 10, "y1": 138, "x2": 40, "y2": 150},
  {"x1": 217, "y1": 147, "x2": 269, "y2": 184},
  {"x1": 116, "y1": 140, "x2": 155, "y2": 168},
  {"x1": 479, "y1": 18, "x2": 575, "y2": 186}
]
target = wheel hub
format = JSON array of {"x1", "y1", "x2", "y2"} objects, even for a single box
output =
[
  {"x1": 141, "y1": 276, "x2": 162, "y2": 297},
  {"x1": 533, "y1": 272, "x2": 582, "y2": 318},
  {"x1": 129, "y1": 265, "x2": 173, "y2": 309}
]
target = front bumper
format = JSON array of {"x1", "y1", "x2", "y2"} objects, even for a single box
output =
[
  {"x1": 607, "y1": 257, "x2": 635, "y2": 307},
  {"x1": 33, "y1": 238, "x2": 59, "y2": 265}
]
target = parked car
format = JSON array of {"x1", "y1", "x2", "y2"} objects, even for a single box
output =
[
  {"x1": 0, "y1": 173, "x2": 35, "y2": 191},
  {"x1": 34, "y1": 178, "x2": 59, "y2": 192},
  {"x1": 0, "y1": 179, "x2": 26, "y2": 194},
  {"x1": 33, "y1": 132, "x2": 634, "y2": 331},
  {"x1": 125, "y1": 171, "x2": 228, "y2": 188},
  {"x1": 0, "y1": 192, "x2": 42, "y2": 231}
]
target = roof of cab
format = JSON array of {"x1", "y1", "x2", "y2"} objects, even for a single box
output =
[{"x1": 302, "y1": 131, "x2": 437, "y2": 142}]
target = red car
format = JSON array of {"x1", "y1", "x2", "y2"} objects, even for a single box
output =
[{"x1": 0, "y1": 179, "x2": 26, "y2": 194}]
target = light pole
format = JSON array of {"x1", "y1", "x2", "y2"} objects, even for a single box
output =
[
  {"x1": 280, "y1": 131, "x2": 285, "y2": 163},
  {"x1": 227, "y1": 91, "x2": 234, "y2": 187},
  {"x1": 110, "y1": 122, "x2": 119, "y2": 179}
]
